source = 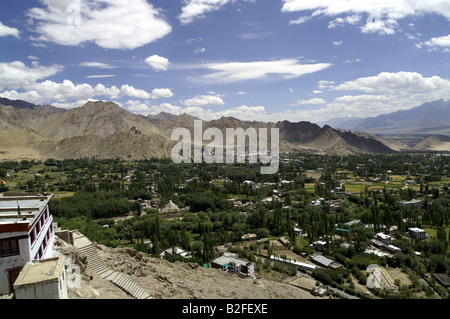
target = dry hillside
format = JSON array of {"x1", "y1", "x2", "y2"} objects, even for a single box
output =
[
  {"x1": 55, "y1": 237, "x2": 319, "y2": 300},
  {"x1": 0, "y1": 99, "x2": 417, "y2": 161}
]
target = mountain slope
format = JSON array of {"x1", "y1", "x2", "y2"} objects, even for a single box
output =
[
  {"x1": 329, "y1": 99, "x2": 450, "y2": 135},
  {"x1": 47, "y1": 128, "x2": 174, "y2": 160},
  {"x1": 414, "y1": 135, "x2": 450, "y2": 151},
  {"x1": 39, "y1": 101, "x2": 162, "y2": 141},
  {"x1": 0, "y1": 99, "x2": 399, "y2": 161}
]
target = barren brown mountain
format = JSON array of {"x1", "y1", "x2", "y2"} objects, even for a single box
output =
[{"x1": 0, "y1": 99, "x2": 406, "y2": 161}]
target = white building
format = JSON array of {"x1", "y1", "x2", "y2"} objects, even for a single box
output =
[
  {"x1": 212, "y1": 255, "x2": 255, "y2": 278},
  {"x1": 409, "y1": 227, "x2": 429, "y2": 239},
  {"x1": 13, "y1": 256, "x2": 67, "y2": 299},
  {"x1": 376, "y1": 232, "x2": 392, "y2": 244},
  {"x1": 0, "y1": 195, "x2": 55, "y2": 295}
]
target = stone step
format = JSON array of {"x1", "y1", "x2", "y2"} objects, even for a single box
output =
[{"x1": 73, "y1": 233, "x2": 151, "y2": 299}]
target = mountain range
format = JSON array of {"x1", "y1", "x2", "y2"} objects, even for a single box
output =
[
  {"x1": 320, "y1": 99, "x2": 450, "y2": 136},
  {"x1": 0, "y1": 98, "x2": 448, "y2": 162}
]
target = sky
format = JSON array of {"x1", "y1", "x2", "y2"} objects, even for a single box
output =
[{"x1": 0, "y1": 0, "x2": 449, "y2": 123}]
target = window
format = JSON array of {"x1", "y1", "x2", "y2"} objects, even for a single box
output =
[
  {"x1": 0, "y1": 238, "x2": 20, "y2": 257},
  {"x1": 30, "y1": 229, "x2": 36, "y2": 246},
  {"x1": 36, "y1": 220, "x2": 41, "y2": 235}
]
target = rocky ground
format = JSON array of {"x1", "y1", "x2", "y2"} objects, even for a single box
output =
[{"x1": 55, "y1": 237, "x2": 319, "y2": 300}]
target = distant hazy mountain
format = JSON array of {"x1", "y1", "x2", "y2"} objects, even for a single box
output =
[
  {"x1": 322, "y1": 99, "x2": 450, "y2": 135},
  {"x1": 318, "y1": 117, "x2": 365, "y2": 130}
]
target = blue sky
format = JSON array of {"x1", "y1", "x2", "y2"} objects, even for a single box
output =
[{"x1": 0, "y1": 0, "x2": 449, "y2": 123}]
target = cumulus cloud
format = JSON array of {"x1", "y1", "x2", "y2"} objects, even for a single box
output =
[
  {"x1": 179, "y1": 0, "x2": 231, "y2": 25},
  {"x1": 129, "y1": 101, "x2": 268, "y2": 122},
  {"x1": 145, "y1": 55, "x2": 170, "y2": 71},
  {"x1": 334, "y1": 71, "x2": 450, "y2": 97},
  {"x1": 0, "y1": 61, "x2": 63, "y2": 90},
  {"x1": 419, "y1": 34, "x2": 450, "y2": 52},
  {"x1": 0, "y1": 60, "x2": 172, "y2": 106},
  {"x1": 0, "y1": 21, "x2": 20, "y2": 38},
  {"x1": 151, "y1": 88, "x2": 174, "y2": 99},
  {"x1": 120, "y1": 84, "x2": 151, "y2": 99},
  {"x1": 181, "y1": 94, "x2": 225, "y2": 107},
  {"x1": 201, "y1": 59, "x2": 332, "y2": 83},
  {"x1": 27, "y1": 0, "x2": 172, "y2": 50}
]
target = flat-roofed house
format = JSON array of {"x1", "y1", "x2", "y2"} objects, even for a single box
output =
[
  {"x1": 212, "y1": 255, "x2": 255, "y2": 278},
  {"x1": 409, "y1": 227, "x2": 429, "y2": 239},
  {"x1": 376, "y1": 232, "x2": 392, "y2": 244},
  {"x1": 0, "y1": 195, "x2": 55, "y2": 295},
  {"x1": 311, "y1": 254, "x2": 343, "y2": 270},
  {"x1": 13, "y1": 256, "x2": 67, "y2": 299}
]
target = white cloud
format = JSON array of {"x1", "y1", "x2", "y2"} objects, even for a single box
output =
[
  {"x1": 86, "y1": 75, "x2": 116, "y2": 79},
  {"x1": 361, "y1": 17, "x2": 398, "y2": 35},
  {"x1": 296, "y1": 98, "x2": 326, "y2": 105},
  {"x1": 317, "y1": 80, "x2": 335, "y2": 90},
  {"x1": 0, "y1": 81, "x2": 159, "y2": 105},
  {"x1": 333, "y1": 41, "x2": 343, "y2": 46},
  {"x1": 194, "y1": 47, "x2": 206, "y2": 54},
  {"x1": 420, "y1": 34, "x2": 450, "y2": 51},
  {"x1": 80, "y1": 62, "x2": 116, "y2": 69},
  {"x1": 145, "y1": 55, "x2": 170, "y2": 71},
  {"x1": 328, "y1": 14, "x2": 361, "y2": 29},
  {"x1": 181, "y1": 94, "x2": 225, "y2": 107},
  {"x1": 201, "y1": 59, "x2": 332, "y2": 83},
  {"x1": 0, "y1": 61, "x2": 63, "y2": 90},
  {"x1": 289, "y1": 16, "x2": 312, "y2": 25},
  {"x1": 0, "y1": 21, "x2": 20, "y2": 38},
  {"x1": 125, "y1": 100, "x2": 153, "y2": 114},
  {"x1": 120, "y1": 84, "x2": 151, "y2": 99},
  {"x1": 151, "y1": 88, "x2": 174, "y2": 99},
  {"x1": 179, "y1": 0, "x2": 231, "y2": 25},
  {"x1": 334, "y1": 72, "x2": 450, "y2": 97},
  {"x1": 27, "y1": 0, "x2": 172, "y2": 50},
  {"x1": 141, "y1": 102, "x2": 268, "y2": 122},
  {"x1": 0, "y1": 60, "x2": 175, "y2": 106},
  {"x1": 282, "y1": 0, "x2": 450, "y2": 35}
]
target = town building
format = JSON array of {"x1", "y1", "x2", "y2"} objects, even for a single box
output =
[
  {"x1": 160, "y1": 247, "x2": 192, "y2": 259},
  {"x1": 13, "y1": 256, "x2": 67, "y2": 299},
  {"x1": 293, "y1": 224, "x2": 303, "y2": 237},
  {"x1": 311, "y1": 240, "x2": 327, "y2": 252},
  {"x1": 433, "y1": 273, "x2": 450, "y2": 288},
  {"x1": 270, "y1": 255, "x2": 316, "y2": 271},
  {"x1": 241, "y1": 233, "x2": 257, "y2": 241},
  {"x1": 211, "y1": 254, "x2": 255, "y2": 278},
  {"x1": 0, "y1": 195, "x2": 55, "y2": 295},
  {"x1": 399, "y1": 199, "x2": 422, "y2": 208},
  {"x1": 159, "y1": 200, "x2": 180, "y2": 214},
  {"x1": 376, "y1": 232, "x2": 392, "y2": 244},
  {"x1": 408, "y1": 227, "x2": 429, "y2": 239},
  {"x1": 311, "y1": 253, "x2": 343, "y2": 270}
]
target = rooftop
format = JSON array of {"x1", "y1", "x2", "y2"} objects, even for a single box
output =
[
  {"x1": 0, "y1": 195, "x2": 52, "y2": 229},
  {"x1": 14, "y1": 256, "x2": 65, "y2": 287},
  {"x1": 409, "y1": 227, "x2": 425, "y2": 232},
  {"x1": 213, "y1": 255, "x2": 252, "y2": 267}
]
